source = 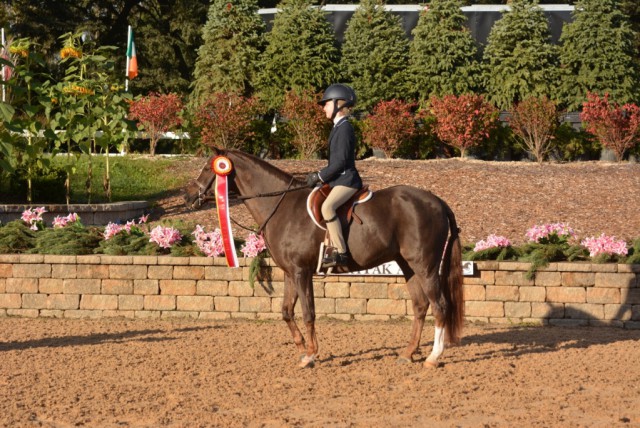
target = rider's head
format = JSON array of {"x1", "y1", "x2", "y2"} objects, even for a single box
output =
[{"x1": 319, "y1": 84, "x2": 356, "y2": 120}]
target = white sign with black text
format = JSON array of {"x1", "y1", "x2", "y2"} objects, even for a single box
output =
[{"x1": 339, "y1": 261, "x2": 474, "y2": 276}]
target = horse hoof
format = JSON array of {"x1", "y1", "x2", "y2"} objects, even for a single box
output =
[
  {"x1": 396, "y1": 357, "x2": 412, "y2": 365},
  {"x1": 299, "y1": 354, "x2": 316, "y2": 369},
  {"x1": 423, "y1": 359, "x2": 440, "y2": 369}
]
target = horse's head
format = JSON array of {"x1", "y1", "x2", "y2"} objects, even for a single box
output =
[
  {"x1": 183, "y1": 146, "x2": 222, "y2": 209},
  {"x1": 183, "y1": 160, "x2": 216, "y2": 210}
]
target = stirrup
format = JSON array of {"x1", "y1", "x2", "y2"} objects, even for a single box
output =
[{"x1": 322, "y1": 251, "x2": 349, "y2": 268}]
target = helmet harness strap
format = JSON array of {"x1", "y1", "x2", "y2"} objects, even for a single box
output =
[{"x1": 331, "y1": 99, "x2": 344, "y2": 120}]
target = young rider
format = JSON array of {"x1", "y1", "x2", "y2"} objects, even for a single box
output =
[{"x1": 306, "y1": 84, "x2": 363, "y2": 267}]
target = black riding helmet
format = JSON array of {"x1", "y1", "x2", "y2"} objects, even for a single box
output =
[
  {"x1": 319, "y1": 83, "x2": 357, "y2": 107},
  {"x1": 319, "y1": 84, "x2": 356, "y2": 119}
]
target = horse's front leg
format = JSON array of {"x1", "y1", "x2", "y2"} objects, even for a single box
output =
[
  {"x1": 282, "y1": 273, "x2": 306, "y2": 356},
  {"x1": 293, "y1": 269, "x2": 318, "y2": 368}
]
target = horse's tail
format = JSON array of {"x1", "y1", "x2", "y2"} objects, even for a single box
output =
[{"x1": 439, "y1": 200, "x2": 464, "y2": 345}]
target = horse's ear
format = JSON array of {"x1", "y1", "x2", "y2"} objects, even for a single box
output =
[{"x1": 211, "y1": 146, "x2": 232, "y2": 157}]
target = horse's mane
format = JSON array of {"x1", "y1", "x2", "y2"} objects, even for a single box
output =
[{"x1": 227, "y1": 149, "x2": 304, "y2": 185}]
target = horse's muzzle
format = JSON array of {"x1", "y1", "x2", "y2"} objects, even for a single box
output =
[{"x1": 183, "y1": 190, "x2": 202, "y2": 210}]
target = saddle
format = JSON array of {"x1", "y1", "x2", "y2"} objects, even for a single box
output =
[{"x1": 306, "y1": 184, "x2": 373, "y2": 230}]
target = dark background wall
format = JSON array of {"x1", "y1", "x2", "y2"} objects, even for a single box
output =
[{"x1": 258, "y1": 4, "x2": 574, "y2": 45}]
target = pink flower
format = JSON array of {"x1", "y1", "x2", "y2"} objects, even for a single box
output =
[
  {"x1": 473, "y1": 234, "x2": 512, "y2": 252},
  {"x1": 124, "y1": 220, "x2": 136, "y2": 233},
  {"x1": 192, "y1": 225, "x2": 224, "y2": 257},
  {"x1": 52, "y1": 213, "x2": 80, "y2": 228},
  {"x1": 240, "y1": 233, "x2": 267, "y2": 258},
  {"x1": 66, "y1": 213, "x2": 79, "y2": 224},
  {"x1": 149, "y1": 225, "x2": 182, "y2": 249},
  {"x1": 526, "y1": 223, "x2": 576, "y2": 243},
  {"x1": 139, "y1": 214, "x2": 149, "y2": 224},
  {"x1": 52, "y1": 216, "x2": 67, "y2": 228},
  {"x1": 580, "y1": 234, "x2": 628, "y2": 257},
  {"x1": 21, "y1": 207, "x2": 47, "y2": 230},
  {"x1": 103, "y1": 222, "x2": 125, "y2": 240}
]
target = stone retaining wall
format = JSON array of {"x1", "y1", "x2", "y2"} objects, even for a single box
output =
[
  {"x1": 0, "y1": 255, "x2": 638, "y2": 328},
  {"x1": 0, "y1": 201, "x2": 148, "y2": 226}
]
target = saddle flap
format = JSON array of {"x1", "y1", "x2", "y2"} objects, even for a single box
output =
[{"x1": 306, "y1": 184, "x2": 372, "y2": 230}]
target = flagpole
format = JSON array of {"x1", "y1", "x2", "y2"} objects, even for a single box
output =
[
  {"x1": 125, "y1": 25, "x2": 131, "y2": 92},
  {"x1": 1, "y1": 27, "x2": 6, "y2": 103}
]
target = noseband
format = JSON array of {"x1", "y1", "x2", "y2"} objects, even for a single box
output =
[{"x1": 192, "y1": 174, "x2": 217, "y2": 208}]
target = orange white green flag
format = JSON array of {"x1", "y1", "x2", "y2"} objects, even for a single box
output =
[{"x1": 126, "y1": 25, "x2": 138, "y2": 80}]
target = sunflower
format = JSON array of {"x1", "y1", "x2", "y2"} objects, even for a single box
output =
[
  {"x1": 9, "y1": 46, "x2": 28, "y2": 58},
  {"x1": 60, "y1": 46, "x2": 82, "y2": 59}
]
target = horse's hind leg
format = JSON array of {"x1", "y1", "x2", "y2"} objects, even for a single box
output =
[
  {"x1": 425, "y1": 323, "x2": 445, "y2": 368},
  {"x1": 282, "y1": 273, "x2": 306, "y2": 355},
  {"x1": 421, "y1": 271, "x2": 447, "y2": 368},
  {"x1": 398, "y1": 274, "x2": 429, "y2": 363}
]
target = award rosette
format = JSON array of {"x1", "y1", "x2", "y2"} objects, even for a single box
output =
[{"x1": 212, "y1": 156, "x2": 239, "y2": 268}]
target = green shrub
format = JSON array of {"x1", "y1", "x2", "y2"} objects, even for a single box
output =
[
  {"x1": 30, "y1": 224, "x2": 103, "y2": 255},
  {"x1": 0, "y1": 221, "x2": 37, "y2": 253}
]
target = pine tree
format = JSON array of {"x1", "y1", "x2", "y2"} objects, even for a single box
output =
[
  {"x1": 256, "y1": 0, "x2": 339, "y2": 110},
  {"x1": 134, "y1": 0, "x2": 210, "y2": 96},
  {"x1": 408, "y1": 0, "x2": 481, "y2": 103},
  {"x1": 190, "y1": 0, "x2": 265, "y2": 109},
  {"x1": 340, "y1": 0, "x2": 409, "y2": 112},
  {"x1": 482, "y1": 0, "x2": 560, "y2": 110},
  {"x1": 558, "y1": 0, "x2": 640, "y2": 111}
]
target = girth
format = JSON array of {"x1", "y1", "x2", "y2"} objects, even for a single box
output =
[{"x1": 306, "y1": 184, "x2": 373, "y2": 230}]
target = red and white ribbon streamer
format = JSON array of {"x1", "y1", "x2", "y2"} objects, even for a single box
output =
[{"x1": 213, "y1": 156, "x2": 239, "y2": 268}]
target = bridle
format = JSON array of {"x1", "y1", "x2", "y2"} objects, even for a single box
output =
[{"x1": 192, "y1": 174, "x2": 309, "y2": 234}]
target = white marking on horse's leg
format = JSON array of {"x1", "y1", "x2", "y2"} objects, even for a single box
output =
[
  {"x1": 425, "y1": 326, "x2": 445, "y2": 367},
  {"x1": 299, "y1": 353, "x2": 316, "y2": 368}
]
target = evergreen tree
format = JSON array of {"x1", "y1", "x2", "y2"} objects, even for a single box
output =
[
  {"x1": 6, "y1": 0, "x2": 208, "y2": 96},
  {"x1": 408, "y1": 0, "x2": 481, "y2": 103},
  {"x1": 482, "y1": 0, "x2": 560, "y2": 110},
  {"x1": 190, "y1": 0, "x2": 265, "y2": 109},
  {"x1": 558, "y1": 0, "x2": 640, "y2": 111},
  {"x1": 340, "y1": 0, "x2": 409, "y2": 112},
  {"x1": 134, "y1": 0, "x2": 209, "y2": 95},
  {"x1": 256, "y1": 0, "x2": 339, "y2": 110}
]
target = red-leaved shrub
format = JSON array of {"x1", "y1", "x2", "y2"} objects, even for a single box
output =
[
  {"x1": 429, "y1": 94, "x2": 498, "y2": 157},
  {"x1": 194, "y1": 92, "x2": 259, "y2": 150},
  {"x1": 508, "y1": 96, "x2": 559, "y2": 163},
  {"x1": 280, "y1": 90, "x2": 330, "y2": 159},
  {"x1": 362, "y1": 99, "x2": 417, "y2": 158},
  {"x1": 129, "y1": 92, "x2": 183, "y2": 156},
  {"x1": 580, "y1": 92, "x2": 640, "y2": 162}
]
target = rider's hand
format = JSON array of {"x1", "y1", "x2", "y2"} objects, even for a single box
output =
[{"x1": 306, "y1": 172, "x2": 320, "y2": 188}]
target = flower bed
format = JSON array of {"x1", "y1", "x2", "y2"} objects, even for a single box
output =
[
  {"x1": 0, "y1": 202, "x2": 148, "y2": 226},
  {"x1": 0, "y1": 209, "x2": 639, "y2": 327},
  {"x1": 466, "y1": 223, "x2": 640, "y2": 277}
]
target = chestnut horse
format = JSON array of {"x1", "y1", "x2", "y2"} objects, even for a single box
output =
[{"x1": 184, "y1": 149, "x2": 464, "y2": 368}]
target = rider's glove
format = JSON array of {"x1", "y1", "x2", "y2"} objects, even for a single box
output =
[{"x1": 306, "y1": 172, "x2": 320, "y2": 188}]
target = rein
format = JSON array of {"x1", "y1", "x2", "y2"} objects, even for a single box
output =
[
  {"x1": 194, "y1": 158, "x2": 308, "y2": 234},
  {"x1": 236, "y1": 182, "x2": 309, "y2": 200},
  {"x1": 228, "y1": 177, "x2": 307, "y2": 234}
]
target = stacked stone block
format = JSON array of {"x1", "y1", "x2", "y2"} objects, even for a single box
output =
[{"x1": 0, "y1": 255, "x2": 638, "y2": 328}]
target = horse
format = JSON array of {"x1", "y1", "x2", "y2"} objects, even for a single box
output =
[{"x1": 184, "y1": 148, "x2": 464, "y2": 368}]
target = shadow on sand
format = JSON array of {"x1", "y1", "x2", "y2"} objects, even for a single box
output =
[{"x1": 0, "y1": 325, "x2": 222, "y2": 352}]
